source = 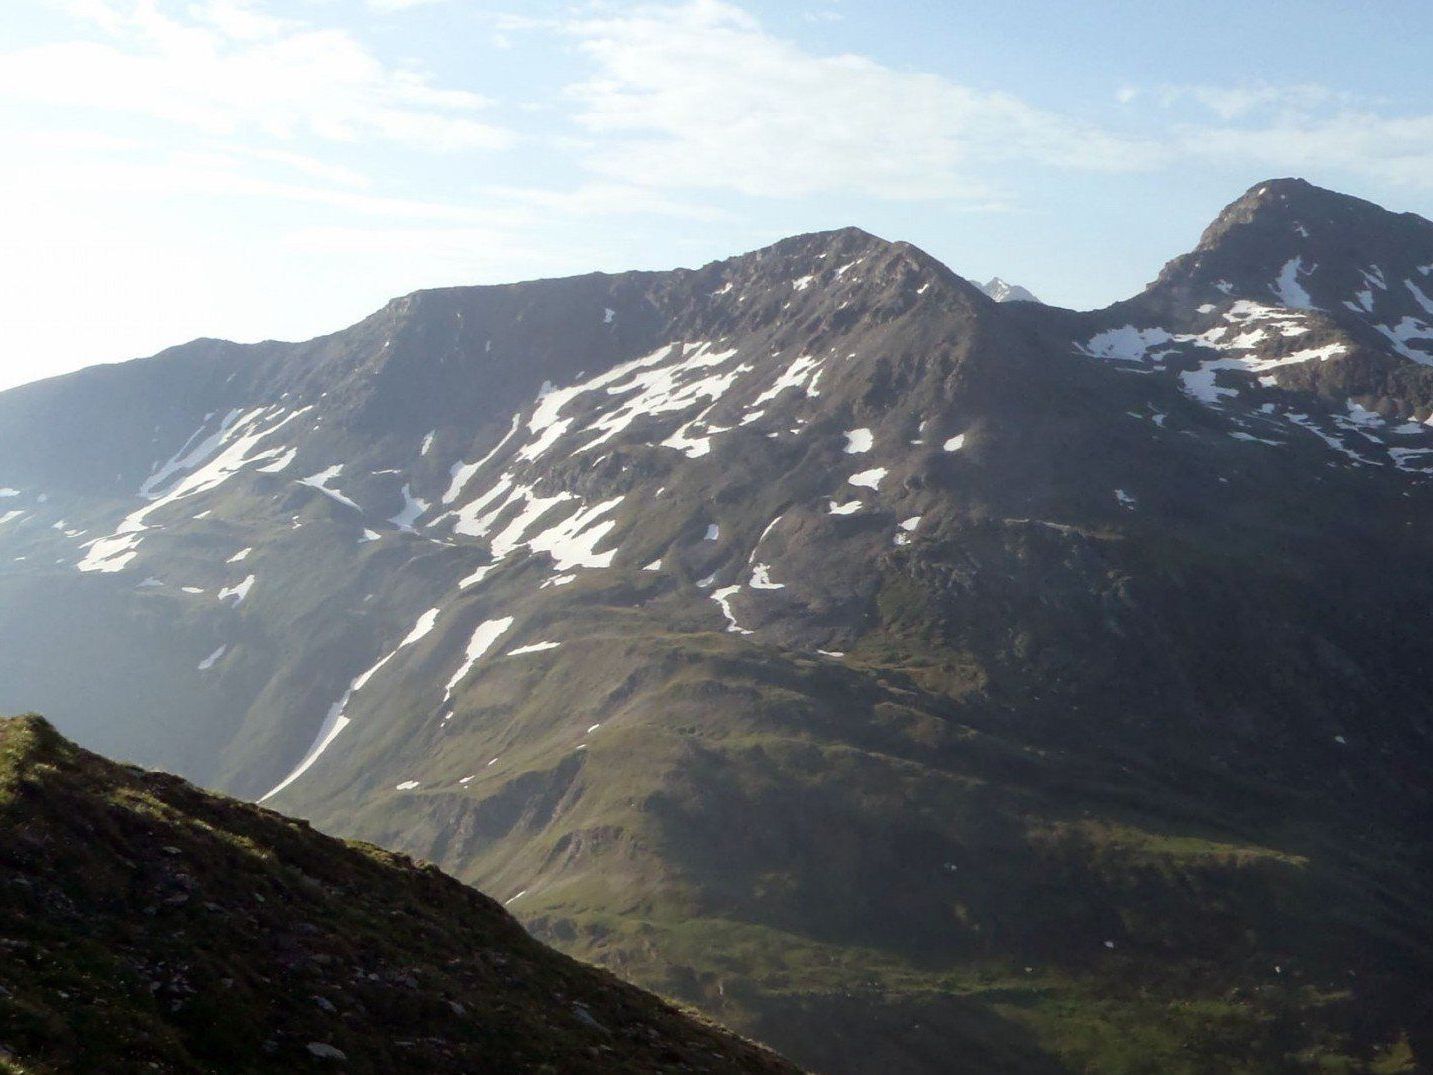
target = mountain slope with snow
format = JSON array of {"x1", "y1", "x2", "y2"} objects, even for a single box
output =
[{"x1": 0, "y1": 185, "x2": 1430, "y2": 1073}]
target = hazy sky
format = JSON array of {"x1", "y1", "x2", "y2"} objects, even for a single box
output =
[{"x1": 3, "y1": 0, "x2": 1433, "y2": 391}]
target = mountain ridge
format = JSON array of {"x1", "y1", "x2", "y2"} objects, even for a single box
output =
[{"x1": 1, "y1": 178, "x2": 1431, "y2": 1073}]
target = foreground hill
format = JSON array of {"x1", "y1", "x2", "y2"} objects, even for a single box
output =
[
  {"x1": 1, "y1": 179, "x2": 1431, "y2": 1072},
  {"x1": 0, "y1": 715, "x2": 798, "y2": 1074}
]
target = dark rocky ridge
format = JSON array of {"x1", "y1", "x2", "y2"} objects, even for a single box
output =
[{"x1": 0, "y1": 180, "x2": 1431, "y2": 1072}]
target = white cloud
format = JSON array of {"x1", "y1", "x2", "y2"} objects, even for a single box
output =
[
  {"x1": 0, "y1": 0, "x2": 511, "y2": 152},
  {"x1": 562, "y1": 0, "x2": 1160, "y2": 201},
  {"x1": 188, "y1": 0, "x2": 297, "y2": 41},
  {"x1": 490, "y1": 14, "x2": 562, "y2": 32},
  {"x1": 1183, "y1": 110, "x2": 1433, "y2": 189},
  {"x1": 473, "y1": 182, "x2": 729, "y2": 221},
  {"x1": 1103, "y1": 78, "x2": 1433, "y2": 192},
  {"x1": 0, "y1": 139, "x2": 509, "y2": 224},
  {"x1": 1155, "y1": 82, "x2": 1353, "y2": 120},
  {"x1": 367, "y1": 0, "x2": 451, "y2": 10}
]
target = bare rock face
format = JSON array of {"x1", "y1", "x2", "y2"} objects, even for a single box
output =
[{"x1": 0, "y1": 181, "x2": 1431, "y2": 1073}]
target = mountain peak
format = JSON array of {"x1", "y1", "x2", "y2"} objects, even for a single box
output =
[
  {"x1": 1197, "y1": 176, "x2": 1409, "y2": 248},
  {"x1": 1244, "y1": 175, "x2": 1321, "y2": 202},
  {"x1": 748, "y1": 224, "x2": 892, "y2": 261},
  {"x1": 980, "y1": 277, "x2": 1041, "y2": 303},
  {"x1": 1134, "y1": 177, "x2": 1433, "y2": 332},
  {"x1": 696, "y1": 224, "x2": 991, "y2": 322}
]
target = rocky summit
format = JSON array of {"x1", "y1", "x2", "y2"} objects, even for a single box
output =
[{"x1": 0, "y1": 179, "x2": 1430, "y2": 1073}]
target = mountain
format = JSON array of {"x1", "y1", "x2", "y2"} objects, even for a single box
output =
[
  {"x1": 0, "y1": 714, "x2": 799, "y2": 1074},
  {"x1": 0, "y1": 181, "x2": 1431, "y2": 1073},
  {"x1": 979, "y1": 277, "x2": 1041, "y2": 303},
  {"x1": 1072, "y1": 176, "x2": 1433, "y2": 467}
]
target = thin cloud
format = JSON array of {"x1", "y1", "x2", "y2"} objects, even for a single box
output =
[
  {"x1": 1154, "y1": 82, "x2": 1358, "y2": 120},
  {"x1": 367, "y1": 0, "x2": 453, "y2": 11},
  {"x1": 0, "y1": 0, "x2": 511, "y2": 152},
  {"x1": 1103, "y1": 77, "x2": 1433, "y2": 191},
  {"x1": 1183, "y1": 110, "x2": 1433, "y2": 189},
  {"x1": 561, "y1": 0, "x2": 1161, "y2": 202}
]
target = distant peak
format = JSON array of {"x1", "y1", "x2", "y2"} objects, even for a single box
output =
[{"x1": 980, "y1": 277, "x2": 1041, "y2": 304}]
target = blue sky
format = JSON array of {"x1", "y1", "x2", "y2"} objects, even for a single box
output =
[{"x1": 3, "y1": 0, "x2": 1433, "y2": 390}]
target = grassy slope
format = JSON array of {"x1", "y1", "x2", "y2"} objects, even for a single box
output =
[
  {"x1": 0, "y1": 715, "x2": 800, "y2": 1075},
  {"x1": 298, "y1": 599, "x2": 1429, "y2": 1075}
]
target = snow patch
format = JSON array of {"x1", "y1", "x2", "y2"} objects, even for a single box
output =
[
  {"x1": 1077, "y1": 326, "x2": 1175, "y2": 362},
  {"x1": 843, "y1": 428, "x2": 873, "y2": 454},
  {"x1": 1229, "y1": 431, "x2": 1282, "y2": 446},
  {"x1": 848, "y1": 468, "x2": 887, "y2": 490},
  {"x1": 750, "y1": 564, "x2": 784, "y2": 590},
  {"x1": 218, "y1": 575, "x2": 255, "y2": 605},
  {"x1": 389, "y1": 484, "x2": 429, "y2": 531},
  {"x1": 507, "y1": 641, "x2": 561, "y2": 656},
  {"x1": 139, "y1": 410, "x2": 239, "y2": 498},
  {"x1": 444, "y1": 414, "x2": 521, "y2": 504},
  {"x1": 525, "y1": 497, "x2": 624, "y2": 571},
  {"x1": 459, "y1": 563, "x2": 499, "y2": 589},
  {"x1": 445, "y1": 617, "x2": 516, "y2": 695},
  {"x1": 1271, "y1": 257, "x2": 1315, "y2": 309},
  {"x1": 299, "y1": 465, "x2": 361, "y2": 511},
  {"x1": 1406, "y1": 279, "x2": 1433, "y2": 317},
  {"x1": 710, "y1": 586, "x2": 752, "y2": 634},
  {"x1": 81, "y1": 407, "x2": 308, "y2": 573},
  {"x1": 1373, "y1": 317, "x2": 1433, "y2": 364}
]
